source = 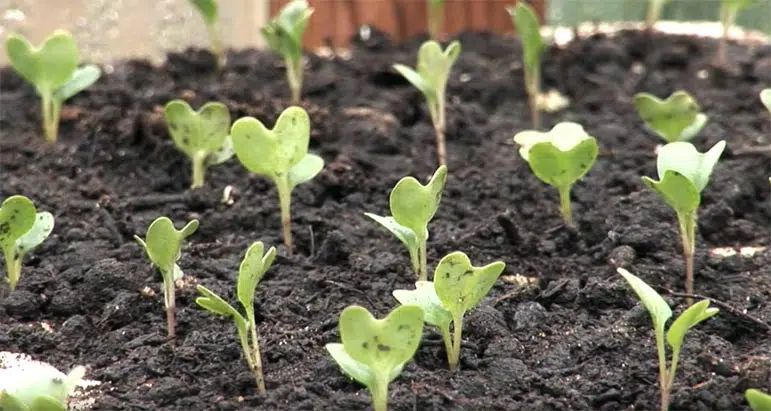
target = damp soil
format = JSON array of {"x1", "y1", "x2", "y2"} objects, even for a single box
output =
[{"x1": 1, "y1": 28, "x2": 770, "y2": 411}]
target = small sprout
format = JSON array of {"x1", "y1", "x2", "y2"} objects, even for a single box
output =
[
  {"x1": 634, "y1": 91, "x2": 708, "y2": 143},
  {"x1": 393, "y1": 251, "x2": 505, "y2": 370},
  {"x1": 163, "y1": 99, "x2": 233, "y2": 189},
  {"x1": 761, "y1": 88, "x2": 771, "y2": 114},
  {"x1": 135, "y1": 217, "x2": 199, "y2": 339},
  {"x1": 642, "y1": 141, "x2": 726, "y2": 296},
  {"x1": 393, "y1": 40, "x2": 460, "y2": 166},
  {"x1": 325, "y1": 305, "x2": 424, "y2": 411},
  {"x1": 364, "y1": 165, "x2": 448, "y2": 281},
  {"x1": 0, "y1": 365, "x2": 85, "y2": 411},
  {"x1": 508, "y1": 2, "x2": 546, "y2": 129},
  {"x1": 513, "y1": 122, "x2": 599, "y2": 226},
  {"x1": 261, "y1": 0, "x2": 314, "y2": 102},
  {"x1": 746, "y1": 389, "x2": 771, "y2": 411},
  {"x1": 5, "y1": 30, "x2": 101, "y2": 143},
  {"x1": 427, "y1": 0, "x2": 445, "y2": 40},
  {"x1": 230, "y1": 106, "x2": 324, "y2": 252},
  {"x1": 0, "y1": 195, "x2": 54, "y2": 291},
  {"x1": 187, "y1": 0, "x2": 226, "y2": 68},
  {"x1": 617, "y1": 268, "x2": 719, "y2": 411},
  {"x1": 645, "y1": 0, "x2": 671, "y2": 30},
  {"x1": 196, "y1": 241, "x2": 276, "y2": 395},
  {"x1": 718, "y1": 0, "x2": 756, "y2": 65}
]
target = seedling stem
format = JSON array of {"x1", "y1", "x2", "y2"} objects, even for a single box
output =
[
  {"x1": 427, "y1": 0, "x2": 445, "y2": 40},
  {"x1": 678, "y1": 211, "x2": 696, "y2": 300},
  {"x1": 42, "y1": 94, "x2": 61, "y2": 143},
  {"x1": 558, "y1": 185, "x2": 573, "y2": 226},
  {"x1": 164, "y1": 285, "x2": 177, "y2": 339},
  {"x1": 449, "y1": 315, "x2": 464, "y2": 370},
  {"x1": 372, "y1": 374, "x2": 388, "y2": 411},
  {"x1": 277, "y1": 177, "x2": 294, "y2": 251},
  {"x1": 431, "y1": 97, "x2": 448, "y2": 166},
  {"x1": 526, "y1": 65, "x2": 541, "y2": 129},
  {"x1": 5, "y1": 253, "x2": 21, "y2": 290},
  {"x1": 287, "y1": 58, "x2": 303, "y2": 103}
]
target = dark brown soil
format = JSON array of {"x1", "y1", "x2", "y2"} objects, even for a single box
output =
[{"x1": 1, "y1": 28, "x2": 770, "y2": 411}]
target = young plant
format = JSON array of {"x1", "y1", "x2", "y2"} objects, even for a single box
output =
[
  {"x1": 642, "y1": 140, "x2": 725, "y2": 296},
  {"x1": 646, "y1": 0, "x2": 671, "y2": 30},
  {"x1": 513, "y1": 122, "x2": 599, "y2": 226},
  {"x1": 393, "y1": 251, "x2": 505, "y2": 370},
  {"x1": 746, "y1": 389, "x2": 771, "y2": 411},
  {"x1": 135, "y1": 217, "x2": 199, "y2": 339},
  {"x1": 0, "y1": 365, "x2": 85, "y2": 411},
  {"x1": 230, "y1": 106, "x2": 324, "y2": 252},
  {"x1": 195, "y1": 241, "x2": 276, "y2": 394},
  {"x1": 364, "y1": 165, "x2": 448, "y2": 281},
  {"x1": 5, "y1": 30, "x2": 101, "y2": 143},
  {"x1": 508, "y1": 2, "x2": 545, "y2": 129},
  {"x1": 261, "y1": 0, "x2": 314, "y2": 102},
  {"x1": 0, "y1": 195, "x2": 54, "y2": 291},
  {"x1": 393, "y1": 40, "x2": 461, "y2": 166},
  {"x1": 634, "y1": 91, "x2": 708, "y2": 143},
  {"x1": 188, "y1": 0, "x2": 226, "y2": 68},
  {"x1": 718, "y1": 0, "x2": 756, "y2": 65},
  {"x1": 427, "y1": 0, "x2": 445, "y2": 40},
  {"x1": 617, "y1": 268, "x2": 719, "y2": 411},
  {"x1": 164, "y1": 99, "x2": 233, "y2": 189},
  {"x1": 325, "y1": 305, "x2": 424, "y2": 411}
]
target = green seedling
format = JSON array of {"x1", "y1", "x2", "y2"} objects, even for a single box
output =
[
  {"x1": 0, "y1": 365, "x2": 85, "y2": 411},
  {"x1": 513, "y1": 122, "x2": 599, "y2": 226},
  {"x1": 718, "y1": 0, "x2": 756, "y2": 65},
  {"x1": 646, "y1": 0, "x2": 671, "y2": 30},
  {"x1": 746, "y1": 389, "x2": 771, "y2": 411},
  {"x1": 135, "y1": 217, "x2": 199, "y2": 339},
  {"x1": 427, "y1": 0, "x2": 445, "y2": 40},
  {"x1": 761, "y1": 89, "x2": 771, "y2": 114},
  {"x1": 164, "y1": 99, "x2": 233, "y2": 189},
  {"x1": 642, "y1": 140, "x2": 725, "y2": 296},
  {"x1": 508, "y1": 2, "x2": 545, "y2": 129},
  {"x1": 393, "y1": 40, "x2": 460, "y2": 166},
  {"x1": 188, "y1": 0, "x2": 226, "y2": 68},
  {"x1": 325, "y1": 305, "x2": 424, "y2": 411},
  {"x1": 634, "y1": 91, "x2": 708, "y2": 143},
  {"x1": 196, "y1": 241, "x2": 276, "y2": 394},
  {"x1": 364, "y1": 165, "x2": 447, "y2": 281},
  {"x1": 617, "y1": 268, "x2": 718, "y2": 411},
  {"x1": 230, "y1": 106, "x2": 324, "y2": 252},
  {"x1": 393, "y1": 251, "x2": 505, "y2": 370},
  {"x1": 5, "y1": 30, "x2": 101, "y2": 143},
  {"x1": 261, "y1": 0, "x2": 313, "y2": 102},
  {"x1": 0, "y1": 195, "x2": 54, "y2": 291}
]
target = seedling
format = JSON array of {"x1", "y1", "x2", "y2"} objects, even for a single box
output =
[
  {"x1": 325, "y1": 305, "x2": 424, "y2": 411},
  {"x1": 761, "y1": 89, "x2": 771, "y2": 114},
  {"x1": 0, "y1": 195, "x2": 54, "y2": 291},
  {"x1": 513, "y1": 122, "x2": 598, "y2": 226},
  {"x1": 164, "y1": 99, "x2": 233, "y2": 189},
  {"x1": 0, "y1": 365, "x2": 85, "y2": 411},
  {"x1": 508, "y1": 2, "x2": 545, "y2": 129},
  {"x1": 427, "y1": 0, "x2": 445, "y2": 40},
  {"x1": 188, "y1": 0, "x2": 226, "y2": 68},
  {"x1": 642, "y1": 140, "x2": 725, "y2": 296},
  {"x1": 393, "y1": 251, "x2": 505, "y2": 370},
  {"x1": 196, "y1": 241, "x2": 276, "y2": 394},
  {"x1": 5, "y1": 30, "x2": 101, "y2": 143},
  {"x1": 746, "y1": 389, "x2": 771, "y2": 411},
  {"x1": 364, "y1": 165, "x2": 447, "y2": 281},
  {"x1": 135, "y1": 217, "x2": 199, "y2": 339},
  {"x1": 617, "y1": 268, "x2": 718, "y2": 411},
  {"x1": 393, "y1": 40, "x2": 460, "y2": 166},
  {"x1": 634, "y1": 91, "x2": 708, "y2": 143},
  {"x1": 230, "y1": 106, "x2": 324, "y2": 252},
  {"x1": 261, "y1": 0, "x2": 313, "y2": 102},
  {"x1": 646, "y1": 0, "x2": 671, "y2": 30},
  {"x1": 718, "y1": 0, "x2": 756, "y2": 65}
]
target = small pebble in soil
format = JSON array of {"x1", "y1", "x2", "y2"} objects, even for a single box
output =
[
  {"x1": 60, "y1": 314, "x2": 90, "y2": 335},
  {"x1": 2, "y1": 290, "x2": 41, "y2": 319},
  {"x1": 512, "y1": 301, "x2": 548, "y2": 331},
  {"x1": 608, "y1": 245, "x2": 636, "y2": 268}
]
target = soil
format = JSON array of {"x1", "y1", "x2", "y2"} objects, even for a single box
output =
[{"x1": 1, "y1": 27, "x2": 770, "y2": 411}]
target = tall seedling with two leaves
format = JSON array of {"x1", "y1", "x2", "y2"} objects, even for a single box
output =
[
  {"x1": 393, "y1": 41, "x2": 460, "y2": 166},
  {"x1": 196, "y1": 241, "x2": 276, "y2": 394},
  {"x1": 718, "y1": 0, "x2": 756, "y2": 65},
  {"x1": 618, "y1": 268, "x2": 719, "y2": 411},
  {"x1": 5, "y1": 30, "x2": 101, "y2": 142},
  {"x1": 231, "y1": 106, "x2": 324, "y2": 252},
  {"x1": 261, "y1": 0, "x2": 313, "y2": 103},
  {"x1": 393, "y1": 251, "x2": 505, "y2": 370},
  {"x1": 187, "y1": 0, "x2": 226, "y2": 68},
  {"x1": 508, "y1": 3, "x2": 545, "y2": 129},
  {"x1": 634, "y1": 91, "x2": 708, "y2": 143},
  {"x1": 135, "y1": 217, "x2": 199, "y2": 339},
  {"x1": 164, "y1": 99, "x2": 233, "y2": 189},
  {"x1": 0, "y1": 195, "x2": 54, "y2": 291},
  {"x1": 365, "y1": 165, "x2": 447, "y2": 281}
]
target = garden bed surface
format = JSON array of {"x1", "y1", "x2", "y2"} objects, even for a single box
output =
[{"x1": 0, "y1": 29, "x2": 770, "y2": 410}]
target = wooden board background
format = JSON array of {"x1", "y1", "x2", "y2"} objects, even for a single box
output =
[{"x1": 270, "y1": 0, "x2": 547, "y2": 48}]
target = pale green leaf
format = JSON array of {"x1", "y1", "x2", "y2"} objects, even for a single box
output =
[
  {"x1": 617, "y1": 268, "x2": 673, "y2": 334},
  {"x1": 746, "y1": 389, "x2": 771, "y2": 411},
  {"x1": 135, "y1": 217, "x2": 198, "y2": 274},
  {"x1": 325, "y1": 343, "x2": 375, "y2": 387},
  {"x1": 653, "y1": 141, "x2": 726, "y2": 193},
  {"x1": 666, "y1": 299, "x2": 718, "y2": 353},
  {"x1": 389, "y1": 165, "x2": 447, "y2": 238},
  {"x1": 642, "y1": 172, "x2": 701, "y2": 215},
  {"x1": 363, "y1": 214, "x2": 419, "y2": 256},
  {"x1": 164, "y1": 99, "x2": 231, "y2": 158},
  {"x1": 509, "y1": 3, "x2": 543, "y2": 71},
  {"x1": 196, "y1": 284, "x2": 243, "y2": 319},
  {"x1": 5, "y1": 30, "x2": 79, "y2": 93},
  {"x1": 0, "y1": 195, "x2": 37, "y2": 252},
  {"x1": 236, "y1": 241, "x2": 276, "y2": 311},
  {"x1": 188, "y1": 0, "x2": 218, "y2": 25},
  {"x1": 633, "y1": 91, "x2": 705, "y2": 143},
  {"x1": 15, "y1": 211, "x2": 54, "y2": 257},
  {"x1": 433, "y1": 252, "x2": 505, "y2": 316},
  {"x1": 526, "y1": 136, "x2": 598, "y2": 190},
  {"x1": 393, "y1": 64, "x2": 433, "y2": 97},
  {"x1": 288, "y1": 153, "x2": 324, "y2": 189},
  {"x1": 205, "y1": 135, "x2": 234, "y2": 166},
  {"x1": 393, "y1": 281, "x2": 452, "y2": 329},
  {"x1": 53, "y1": 64, "x2": 101, "y2": 101},
  {"x1": 0, "y1": 393, "x2": 29, "y2": 411}
]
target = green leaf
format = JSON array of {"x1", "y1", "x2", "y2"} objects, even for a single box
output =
[
  {"x1": 164, "y1": 99, "x2": 231, "y2": 159},
  {"x1": 326, "y1": 343, "x2": 405, "y2": 387},
  {"x1": 0, "y1": 393, "x2": 29, "y2": 411},
  {"x1": 15, "y1": 211, "x2": 54, "y2": 257},
  {"x1": 188, "y1": 0, "x2": 218, "y2": 25},
  {"x1": 392, "y1": 64, "x2": 433, "y2": 97},
  {"x1": 746, "y1": 389, "x2": 771, "y2": 411},
  {"x1": 0, "y1": 195, "x2": 37, "y2": 252},
  {"x1": 231, "y1": 106, "x2": 312, "y2": 181},
  {"x1": 288, "y1": 153, "x2": 324, "y2": 189},
  {"x1": 433, "y1": 252, "x2": 505, "y2": 316},
  {"x1": 5, "y1": 30, "x2": 79, "y2": 94},
  {"x1": 389, "y1": 165, "x2": 448, "y2": 238},
  {"x1": 633, "y1": 91, "x2": 706, "y2": 143},
  {"x1": 652, "y1": 141, "x2": 726, "y2": 193},
  {"x1": 196, "y1": 284, "x2": 244, "y2": 320},
  {"x1": 363, "y1": 214, "x2": 419, "y2": 257},
  {"x1": 134, "y1": 217, "x2": 199, "y2": 274},
  {"x1": 339, "y1": 305, "x2": 424, "y2": 373},
  {"x1": 394, "y1": 40, "x2": 460, "y2": 102},
  {"x1": 204, "y1": 135, "x2": 234, "y2": 166},
  {"x1": 52, "y1": 64, "x2": 101, "y2": 101},
  {"x1": 617, "y1": 268, "x2": 673, "y2": 337},
  {"x1": 642, "y1": 171, "x2": 701, "y2": 215},
  {"x1": 508, "y1": 3, "x2": 543, "y2": 71},
  {"x1": 666, "y1": 299, "x2": 718, "y2": 353},
  {"x1": 722, "y1": 0, "x2": 757, "y2": 13},
  {"x1": 25, "y1": 396, "x2": 67, "y2": 411},
  {"x1": 236, "y1": 241, "x2": 276, "y2": 311},
  {"x1": 0, "y1": 365, "x2": 84, "y2": 409},
  {"x1": 393, "y1": 281, "x2": 452, "y2": 330},
  {"x1": 760, "y1": 89, "x2": 771, "y2": 114},
  {"x1": 261, "y1": 0, "x2": 312, "y2": 58}
]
